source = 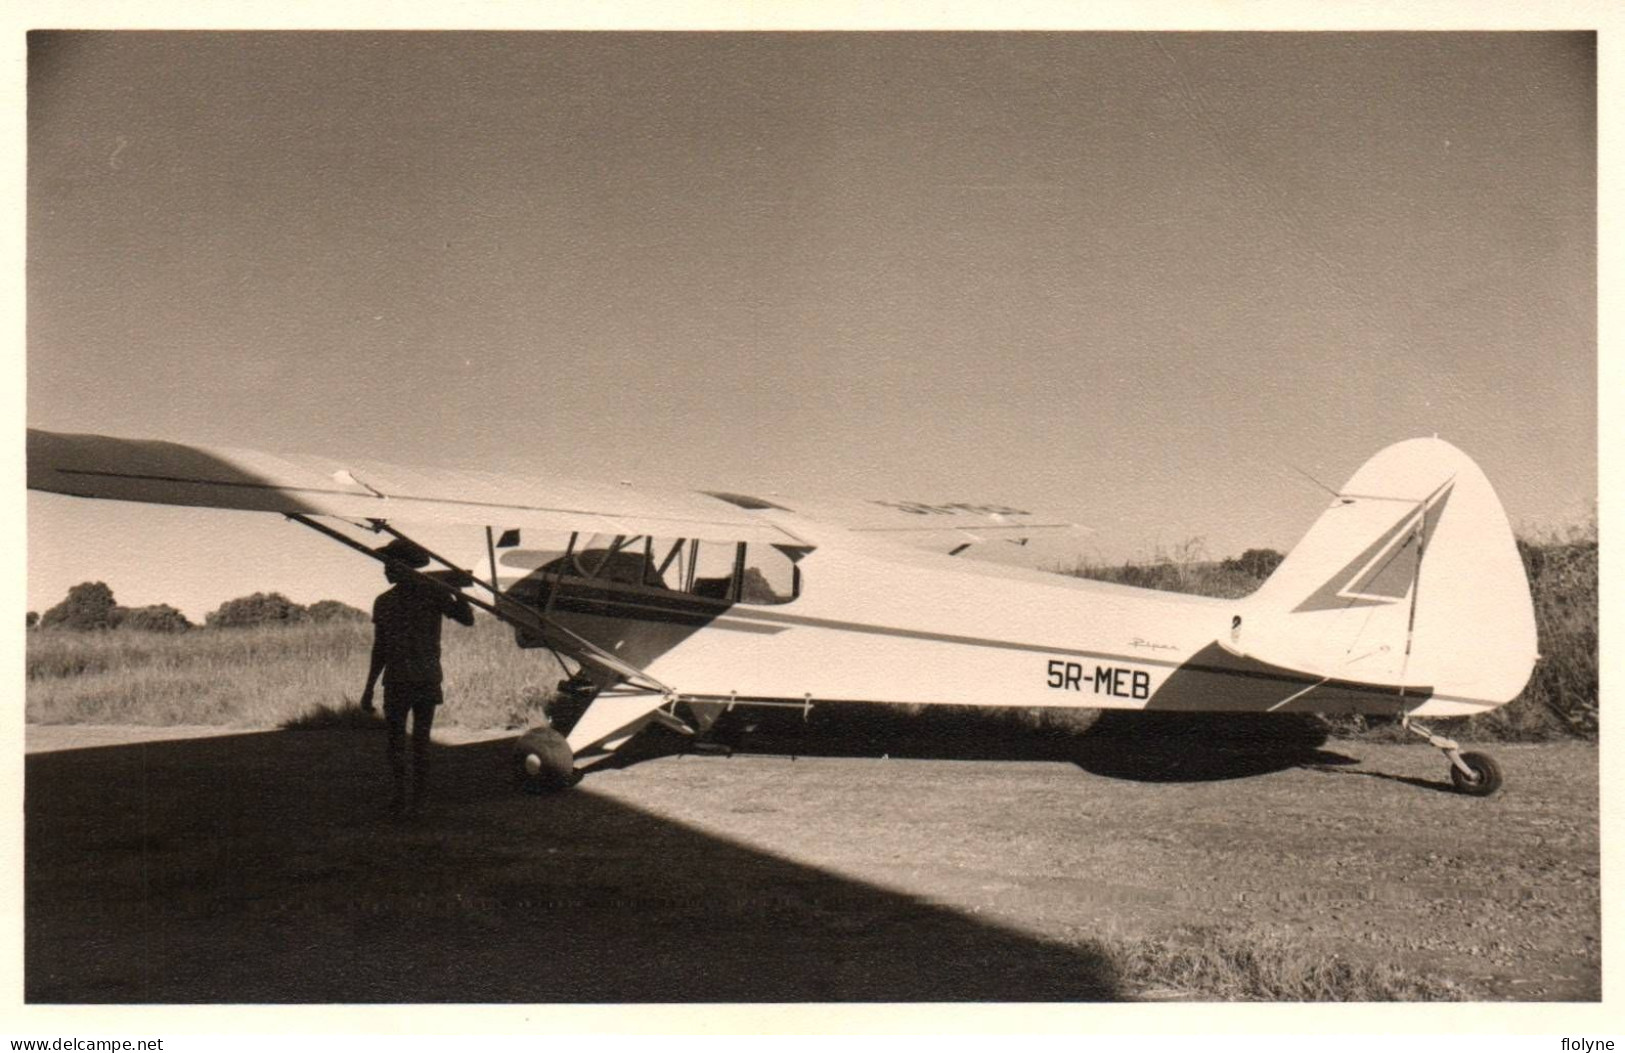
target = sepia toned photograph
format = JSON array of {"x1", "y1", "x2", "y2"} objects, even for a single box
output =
[{"x1": 23, "y1": 27, "x2": 1597, "y2": 1014}]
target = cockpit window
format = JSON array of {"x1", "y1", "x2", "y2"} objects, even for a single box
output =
[
  {"x1": 538, "y1": 533, "x2": 800, "y2": 606},
  {"x1": 687, "y1": 541, "x2": 739, "y2": 600},
  {"x1": 640, "y1": 538, "x2": 802, "y2": 604},
  {"x1": 740, "y1": 543, "x2": 798, "y2": 604},
  {"x1": 568, "y1": 534, "x2": 653, "y2": 585}
]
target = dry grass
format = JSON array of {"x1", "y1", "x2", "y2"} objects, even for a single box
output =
[
  {"x1": 26, "y1": 616, "x2": 563, "y2": 730},
  {"x1": 1112, "y1": 925, "x2": 1473, "y2": 1001}
]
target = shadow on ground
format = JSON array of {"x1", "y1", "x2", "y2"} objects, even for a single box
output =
[
  {"x1": 674, "y1": 704, "x2": 1360, "y2": 784},
  {"x1": 28, "y1": 726, "x2": 1124, "y2": 1003},
  {"x1": 1297, "y1": 762, "x2": 1461, "y2": 795}
]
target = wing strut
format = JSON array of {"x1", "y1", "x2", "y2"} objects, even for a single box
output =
[{"x1": 284, "y1": 514, "x2": 677, "y2": 696}]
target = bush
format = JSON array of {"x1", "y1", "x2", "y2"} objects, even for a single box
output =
[
  {"x1": 206, "y1": 592, "x2": 308, "y2": 629},
  {"x1": 306, "y1": 599, "x2": 368, "y2": 624},
  {"x1": 1472, "y1": 528, "x2": 1597, "y2": 740},
  {"x1": 1221, "y1": 548, "x2": 1285, "y2": 580},
  {"x1": 39, "y1": 582, "x2": 118, "y2": 631},
  {"x1": 27, "y1": 611, "x2": 39, "y2": 629},
  {"x1": 115, "y1": 604, "x2": 193, "y2": 633}
]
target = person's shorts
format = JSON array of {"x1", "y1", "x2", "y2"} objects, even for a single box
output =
[{"x1": 383, "y1": 682, "x2": 443, "y2": 726}]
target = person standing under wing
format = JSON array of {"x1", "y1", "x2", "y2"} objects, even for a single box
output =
[{"x1": 359, "y1": 537, "x2": 475, "y2": 815}]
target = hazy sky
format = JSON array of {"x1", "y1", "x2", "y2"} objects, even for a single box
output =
[{"x1": 26, "y1": 31, "x2": 1596, "y2": 620}]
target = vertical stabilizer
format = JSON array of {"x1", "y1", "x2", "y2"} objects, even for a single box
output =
[{"x1": 1239, "y1": 438, "x2": 1536, "y2": 713}]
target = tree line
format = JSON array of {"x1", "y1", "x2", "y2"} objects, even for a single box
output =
[
  {"x1": 33, "y1": 551, "x2": 1291, "y2": 634},
  {"x1": 28, "y1": 581, "x2": 368, "y2": 632}
]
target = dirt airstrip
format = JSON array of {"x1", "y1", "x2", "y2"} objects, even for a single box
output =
[{"x1": 24, "y1": 716, "x2": 1600, "y2": 1002}]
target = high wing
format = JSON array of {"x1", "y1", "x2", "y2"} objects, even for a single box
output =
[{"x1": 27, "y1": 429, "x2": 803, "y2": 546}]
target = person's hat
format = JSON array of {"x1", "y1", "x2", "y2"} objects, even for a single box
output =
[{"x1": 375, "y1": 538, "x2": 431, "y2": 569}]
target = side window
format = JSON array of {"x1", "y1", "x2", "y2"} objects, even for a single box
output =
[
  {"x1": 687, "y1": 541, "x2": 738, "y2": 600},
  {"x1": 739, "y1": 544, "x2": 799, "y2": 605},
  {"x1": 645, "y1": 538, "x2": 686, "y2": 591},
  {"x1": 567, "y1": 534, "x2": 651, "y2": 586},
  {"x1": 640, "y1": 538, "x2": 741, "y2": 601},
  {"x1": 558, "y1": 536, "x2": 800, "y2": 605}
]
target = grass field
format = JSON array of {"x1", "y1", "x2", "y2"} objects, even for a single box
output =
[{"x1": 25, "y1": 616, "x2": 566, "y2": 730}]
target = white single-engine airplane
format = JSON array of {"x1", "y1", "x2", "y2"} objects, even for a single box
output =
[{"x1": 28, "y1": 429, "x2": 1538, "y2": 796}]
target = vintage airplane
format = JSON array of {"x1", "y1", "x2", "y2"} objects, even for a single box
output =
[{"x1": 27, "y1": 428, "x2": 1538, "y2": 797}]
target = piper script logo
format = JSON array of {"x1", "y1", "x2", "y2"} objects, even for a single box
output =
[{"x1": 1293, "y1": 482, "x2": 1454, "y2": 613}]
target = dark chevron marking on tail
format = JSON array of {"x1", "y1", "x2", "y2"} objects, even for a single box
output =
[{"x1": 1293, "y1": 482, "x2": 1453, "y2": 613}]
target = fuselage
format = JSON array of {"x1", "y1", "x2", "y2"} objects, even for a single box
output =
[{"x1": 503, "y1": 520, "x2": 1492, "y2": 720}]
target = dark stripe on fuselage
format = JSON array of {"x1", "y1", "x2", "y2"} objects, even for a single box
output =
[
  {"x1": 529, "y1": 577, "x2": 1435, "y2": 704},
  {"x1": 526, "y1": 579, "x2": 738, "y2": 628},
  {"x1": 546, "y1": 594, "x2": 787, "y2": 635}
]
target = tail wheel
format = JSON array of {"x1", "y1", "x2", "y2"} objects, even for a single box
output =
[
  {"x1": 513, "y1": 726, "x2": 579, "y2": 793},
  {"x1": 1449, "y1": 750, "x2": 1503, "y2": 797}
]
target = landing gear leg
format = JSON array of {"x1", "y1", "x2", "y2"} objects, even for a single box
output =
[{"x1": 1403, "y1": 716, "x2": 1502, "y2": 797}]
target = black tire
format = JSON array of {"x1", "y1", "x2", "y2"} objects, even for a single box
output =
[
  {"x1": 1449, "y1": 750, "x2": 1502, "y2": 797},
  {"x1": 513, "y1": 726, "x2": 579, "y2": 793}
]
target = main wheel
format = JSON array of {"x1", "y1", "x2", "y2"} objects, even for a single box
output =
[
  {"x1": 1449, "y1": 750, "x2": 1502, "y2": 797},
  {"x1": 513, "y1": 726, "x2": 579, "y2": 793}
]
